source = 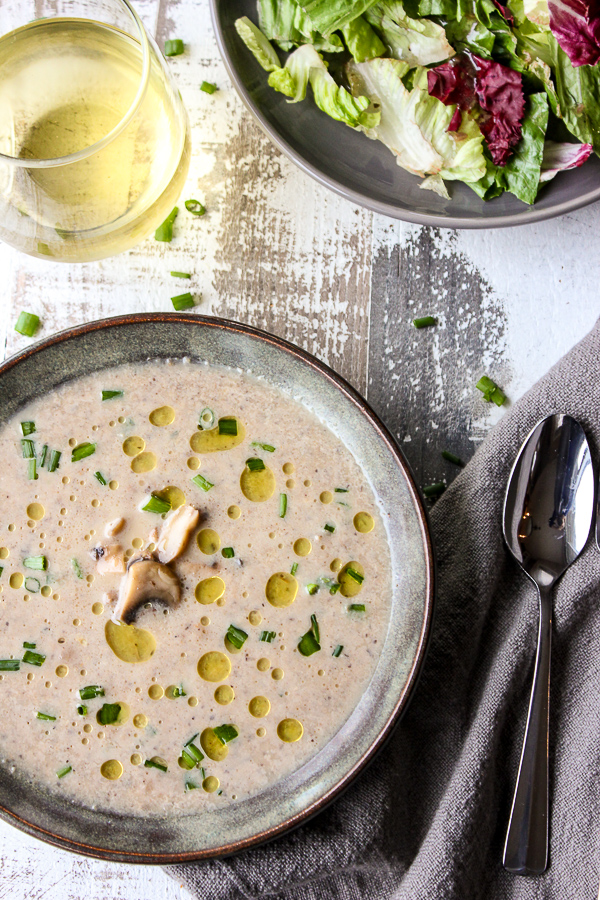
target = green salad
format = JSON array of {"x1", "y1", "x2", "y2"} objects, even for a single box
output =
[{"x1": 235, "y1": 0, "x2": 600, "y2": 203}]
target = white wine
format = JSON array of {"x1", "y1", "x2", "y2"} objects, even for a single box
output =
[{"x1": 0, "y1": 18, "x2": 190, "y2": 261}]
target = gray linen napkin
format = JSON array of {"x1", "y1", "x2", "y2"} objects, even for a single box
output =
[{"x1": 168, "y1": 318, "x2": 600, "y2": 900}]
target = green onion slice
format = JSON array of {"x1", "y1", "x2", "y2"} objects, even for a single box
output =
[
  {"x1": 310, "y1": 614, "x2": 320, "y2": 643},
  {"x1": 79, "y1": 685, "x2": 104, "y2": 700},
  {"x1": 298, "y1": 630, "x2": 320, "y2": 657},
  {"x1": 101, "y1": 390, "x2": 123, "y2": 401},
  {"x1": 23, "y1": 642, "x2": 36, "y2": 649},
  {"x1": 476, "y1": 375, "x2": 506, "y2": 407},
  {"x1": 329, "y1": 583, "x2": 341, "y2": 595},
  {"x1": 56, "y1": 765, "x2": 72, "y2": 779},
  {"x1": 348, "y1": 603, "x2": 366, "y2": 612},
  {"x1": 72, "y1": 442, "x2": 96, "y2": 462},
  {"x1": 306, "y1": 583, "x2": 319, "y2": 596},
  {"x1": 324, "y1": 524, "x2": 335, "y2": 533},
  {"x1": 171, "y1": 292, "x2": 195, "y2": 311},
  {"x1": 200, "y1": 81, "x2": 218, "y2": 94},
  {"x1": 219, "y1": 418, "x2": 238, "y2": 436},
  {"x1": 0, "y1": 660, "x2": 19, "y2": 671},
  {"x1": 250, "y1": 442, "x2": 275, "y2": 452},
  {"x1": 199, "y1": 407, "x2": 215, "y2": 429},
  {"x1": 144, "y1": 757, "x2": 168, "y2": 772},
  {"x1": 24, "y1": 556, "x2": 47, "y2": 571},
  {"x1": 21, "y1": 439, "x2": 35, "y2": 459},
  {"x1": 77, "y1": 705, "x2": 88, "y2": 716},
  {"x1": 290, "y1": 562, "x2": 298, "y2": 576},
  {"x1": 346, "y1": 567, "x2": 364, "y2": 585},
  {"x1": 184, "y1": 779, "x2": 199, "y2": 791},
  {"x1": 279, "y1": 493, "x2": 287, "y2": 518},
  {"x1": 226, "y1": 624, "x2": 247, "y2": 649},
  {"x1": 413, "y1": 315, "x2": 437, "y2": 329},
  {"x1": 221, "y1": 547, "x2": 234, "y2": 559},
  {"x1": 15, "y1": 311, "x2": 40, "y2": 337},
  {"x1": 191, "y1": 473, "x2": 214, "y2": 492},
  {"x1": 37, "y1": 711, "x2": 56, "y2": 721},
  {"x1": 155, "y1": 206, "x2": 178, "y2": 242},
  {"x1": 170, "y1": 685, "x2": 186, "y2": 698},
  {"x1": 22, "y1": 650, "x2": 45, "y2": 666},
  {"x1": 39, "y1": 444, "x2": 48, "y2": 468},
  {"x1": 47, "y1": 450, "x2": 61, "y2": 472},
  {"x1": 260, "y1": 630, "x2": 276, "y2": 643},
  {"x1": 164, "y1": 38, "x2": 184, "y2": 56},
  {"x1": 423, "y1": 482, "x2": 446, "y2": 499},
  {"x1": 142, "y1": 493, "x2": 172, "y2": 514},
  {"x1": 72, "y1": 558, "x2": 84, "y2": 579},
  {"x1": 94, "y1": 471, "x2": 107, "y2": 486},
  {"x1": 213, "y1": 724, "x2": 238, "y2": 745},
  {"x1": 20, "y1": 421, "x2": 35, "y2": 436},
  {"x1": 245, "y1": 457, "x2": 264, "y2": 471},
  {"x1": 442, "y1": 450, "x2": 464, "y2": 467},
  {"x1": 171, "y1": 271, "x2": 191, "y2": 279},
  {"x1": 334, "y1": 488, "x2": 348, "y2": 493},
  {"x1": 185, "y1": 199, "x2": 206, "y2": 216},
  {"x1": 24, "y1": 577, "x2": 40, "y2": 593},
  {"x1": 332, "y1": 645, "x2": 343, "y2": 658},
  {"x1": 97, "y1": 703, "x2": 121, "y2": 725},
  {"x1": 27, "y1": 458, "x2": 37, "y2": 480}
]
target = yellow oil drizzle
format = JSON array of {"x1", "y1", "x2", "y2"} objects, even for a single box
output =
[
  {"x1": 100, "y1": 759, "x2": 123, "y2": 780},
  {"x1": 214, "y1": 685, "x2": 234, "y2": 705},
  {"x1": 293, "y1": 538, "x2": 311, "y2": 557},
  {"x1": 277, "y1": 718, "x2": 303, "y2": 742},
  {"x1": 195, "y1": 576, "x2": 225, "y2": 605},
  {"x1": 190, "y1": 418, "x2": 245, "y2": 453},
  {"x1": 265, "y1": 572, "x2": 298, "y2": 608},
  {"x1": 248, "y1": 696, "x2": 270, "y2": 718},
  {"x1": 196, "y1": 529, "x2": 221, "y2": 555},
  {"x1": 105, "y1": 620, "x2": 157, "y2": 663},
  {"x1": 240, "y1": 463, "x2": 275, "y2": 502},
  {"x1": 200, "y1": 728, "x2": 229, "y2": 761},
  {"x1": 26, "y1": 503, "x2": 45, "y2": 520},
  {"x1": 354, "y1": 512, "x2": 375, "y2": 533},
  {"x1": 131, "y1": 451, "x2": 157, "y2": 473},
  {"x1": 123, "y1": 436, "x2": 145, "y2": 457},
  {"x1": 197, "y1": 651, "x2": 231, "y2": 682},
  {"x1": 149, "y1": 406, "x2": 175, "y2": 426},
  {"x1": 154, "y1": 485, "x2": 185, "y2": 509}
]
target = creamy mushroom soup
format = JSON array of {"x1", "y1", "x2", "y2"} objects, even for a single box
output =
[{"x1": 0, "y1": 360, "x2": 392, "y2": 814}]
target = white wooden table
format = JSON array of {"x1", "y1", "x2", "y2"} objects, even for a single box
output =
[{"x1": 0, "y1": 0, "x2": 598, "y2": 896}]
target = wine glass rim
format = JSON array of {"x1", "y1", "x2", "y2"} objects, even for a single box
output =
[{"x1": 0, "y1": 0, "x2": 151, "y2": 169}]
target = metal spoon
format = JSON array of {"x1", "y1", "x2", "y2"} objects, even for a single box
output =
[{"x1": 502, "y1": 413, "x2": 594, "y2": 876}]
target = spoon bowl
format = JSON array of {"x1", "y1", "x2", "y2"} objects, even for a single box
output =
[{"x1": 502, "y1": 413, "x2": 594, "y2": 875}]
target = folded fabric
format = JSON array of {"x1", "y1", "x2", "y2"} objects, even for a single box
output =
[{"x1": 168, "y1": 317, "x2": 600, "y2": 900}]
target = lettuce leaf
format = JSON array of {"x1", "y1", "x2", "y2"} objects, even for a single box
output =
[
  {"x1": 298, "y1": 0, "x2": 379, "y2": 34},
  {"x1": 347, "y1": 57, "x2": 486, "y2": 188},
  {"x1": 548, "y1": 0, "x2": 600, "y2": 66},
  {"x1": 365, "y1": 1, "x2": 456, "y2": 65},
  {"x1": 235, "y1": 17, "x2": 282, "y2": 72},
  {"x1": 539, "y1": 138, "x2": 593, "y2": 178},
  {"x1": 550, "y1": 35, "x2": 600, "y2": 147},
  {"x1": 341, "y1": 14, "x2": 387, "y2": 61},
  {"x1": 258, "y1": 0, "x2": 344, "y2": 51}
]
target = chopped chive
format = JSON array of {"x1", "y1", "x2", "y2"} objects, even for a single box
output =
[
  {"x1": 97, "y1": 703, "x2": 121, "y2": 725},
  {"x1": 306, "y1": 583, "x2": 319, "y2": 596},
  {"x1": 23, "y1": 642, "x2": 36, "y2": 649},
  {"x1": 184, "y1": 736, "x2": 204, "y2": 763},
  {"x1": 38, "y1": 444, "x2": 48, "y2": 468},
  {"x1": 21, "y1": 439, "x2": 35, "y2": 459},
  {"x1": 71, "y1": 558, "x2": 84, "y2": 579},
  {"x1": 310, "y1": 614, "x2": 320, "y2": 643},
  {"x1": 413, "y1": 315, "x2": 437, "y2": 329},
  {"x1": 199, "y1": 407, "x2": 215, "y2": 429},
  {"x1": 24, "y1": 556, "x2": 47, "y2": 571},
  {"x1": 476, "y1": 375, "x2": 506, "y2": 407},
  {"x1": 245, "y1": 457, "x2": 265, "y2": 471},
  {"x1": 77, "y1": 705, "x2": 88, "y2": 716},
  {"x1": 144, "y1": 757, "x2": 168, "y2": 772},
  {"x1": 56, "y1": 765, "x2": 72, "y2": 779},
  {"x1": 324, "y1": 523, "x2": 335, "y2": 533},
  {"x1": 171, "y1": 292, "x2": 195, "y2": 311},
  {"x1": 170, "y1": 685, "x2": 186, "y2": 698},
  {"x1": 155, "y1": 206, "x2": 178, "y2": 242},
  {"x1": 298, "y1": 630, "x2": 320, "y2": 657},
  {"x1": 0, "y1": 660, "x2": 19, "y2": 671},
  {"x1": 22, "y1": 650, "x2": 45, "y2": 666},
  {"x1": 279, "y1": 493, "x2": 287, "y2": 518},
  {"x1": 423, "y1": 482, "x2": 446, "y2": 498},
  {"x1": 27, "y1": 458, "x2": 37, "y2": 480},
  {"x1": 24, "y1": 577, "x2": 40, "y2": 593},
  {"x1": 291, "y1": 562, "x2": 298, "y2": 576},
  {"x1": 329, "y1": 583, "x2": 341, "y2": 595},
  {"x1": 348, "y1": 603, "x2": 366, "y2": 612},
  {"x1": 37, "y1": 711, "x2": 56, "y2": 721},
  {"x1": 260, "y1": 630, "x2": 276, "y2": 643},
  {"x1": 20, "y1": 421, "x2": 35, "y2": 436},
  {"x1": 0, "y1": 568, "x2": 3, "y2": 578},
  {"x1": 334, "y1": 488, "x2": 348, "y2": 493},
  {"x1": 332, "y1": 645, "x2": 343, "y2": 657},
  {"x1": 213, "y1": 724, "x2": 238, "y2": 744},
  {"x1": 185, "y1": 780, "x2": 199, "y2": 791},
  {"x1": 94, "y1": 471, "x2": 107, "y2": 486},
  {"x1": 346, "y1": 567, "x2": 364, "y2": 585},
  {"x1": 221, "y1": 547, "x2": 234, "y2": 559},
  {"x1": 337, "y1": 501, "x2": 350, "y2": 508},
  {"x1": 142, "y1": 493, "x2": 172, "y2": 514},
  {"x1": 200, "y1": 81, "x2": 218, "y2": 94},
  {"x1": 218, "y1": 418, "x2": 238, "y2": 436},
  {"x1": 191, "y1": 473, "x2": 214, "y2": 492},
  {"x1": 226, "y1": 624, "x2": 248, "y2": 649},
  {"x1": 15, "y1": 311, "x2": 40, "y2": 337},
  {"x1": 199, "y1": 766, "x2": 206, "y2": 780},
  {"x1": 101, "y1": 390, "x2": 123, "y2": 401},
  {"x1": 171, "y1": 271, "x2": 191, "y2": 279},
  {"x1": 47, "y1": 450, "x2": 61, "y2": 472},
  {"x1": 164, "y1": 38, "x2": 184, "y2": 56},
  {"x1": 71, "y1": 442, "x2": 96, "y2": 462},
  {"x1": 79, "y1": 685, "x2": 104, "y2": 700},
  {"x1": 442, "y1": 450, "x2": 464, "y2": 467},
  {"x1": 179, "y1": 749, "x2": 196, "y2": 770},
  {"x1": 185, "y1": 199, "x2": 206, "y2": 217},
  {"x1": 251, "y1": 442, "x2": 275, "y2": 452}
]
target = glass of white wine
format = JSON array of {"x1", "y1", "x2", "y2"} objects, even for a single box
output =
[{"x1": 0, "y1": 0, "x2": 191, "y2": 262}]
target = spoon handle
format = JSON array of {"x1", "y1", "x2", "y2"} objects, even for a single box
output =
[{"x1": 503, "y1": 583, "x2": 552, "y2": 876}]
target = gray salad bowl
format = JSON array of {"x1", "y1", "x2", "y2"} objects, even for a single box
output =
[
  {"x1": 0, "y1": 313, "x2": 434, "y2": 863},
  {"x1": 210, "y1": 0, "x2": 600, "y2": 228}
]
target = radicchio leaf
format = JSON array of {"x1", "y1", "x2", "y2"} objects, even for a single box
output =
[
  {"x1": 427, "y1": 54, "x2": 525, "y2": 165},
  {"x1": 539, "y1": 139, "x2": 593, "y2": 180},
  {"x1": 492, "y1": 0, "x2": 515, "y2": 23},
  {"x1": 548, "y1": 0, "x2": 600, "y2": 66}
]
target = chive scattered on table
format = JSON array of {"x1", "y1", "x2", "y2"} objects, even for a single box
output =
[
  {"x1": 423, "y1": 482, "x2": 446, "y2": 499},
  {"x1": 200, "y1": 81, "x2": 218, "y2": 94},
  {"x1": 171, "y1": 292, "x2": 195, "y2": 311},
  {"x1": 164, "y1": 38, "x2": 184, "y2": 56},
  {"x1": 442, "y1": 450, "x2": 464, "y2": 467},
  {"x1": 171, "y1": 271, "x2": 191, "y2": 279},
  {"x1": 413, "y1": 315, "x2": 437, "y2": 329},
  {"x1": 15, "y1": 311, "x2": 40, "y2": 337},
  {"x1": 476, "y1": 375, "x2": 506, "y2": 407},
  {"x1": 185, "y1": 199, "x2": 206, "y2": 217},
  {"x1": 155, "y1": 206, "x2": 178, "y2": 242}
]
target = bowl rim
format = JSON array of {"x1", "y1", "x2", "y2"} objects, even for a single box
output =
[
  {"x1": 209, "y1": 0, "x2": 600, "y2": 230},
  {"x1": 0, "y1": 312, "x2": 435, "y2": 863}
]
